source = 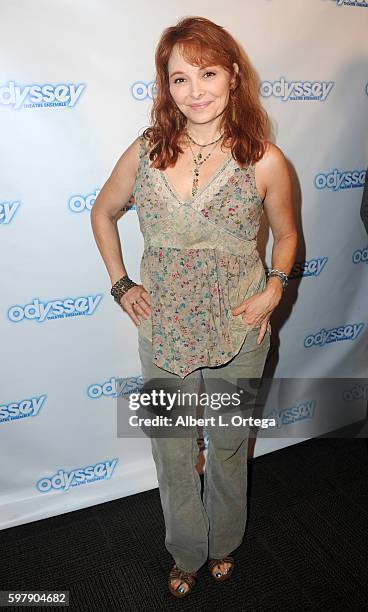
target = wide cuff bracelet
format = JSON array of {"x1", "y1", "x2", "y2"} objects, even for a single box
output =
[{"x1": 110, "y1": 275, "x2": 138, "y2": 304}]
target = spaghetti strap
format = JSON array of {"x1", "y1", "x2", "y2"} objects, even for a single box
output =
[{"x1": 138, "y1": 134, "x2": 148, "y2": 159}]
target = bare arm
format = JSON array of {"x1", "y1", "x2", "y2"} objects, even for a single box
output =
[
  {"x1": 90, "y1": 136, "x2": 141, "y2": 285},
  {"x1": 90, "y1": 135, "x2": 150, "y2": 325},
  {"x1": 260, "y1": 142, "x2": 298, "y2": 302},
  {"x1": 233, "y1": 142, "x2": 298, "y2": 341}
]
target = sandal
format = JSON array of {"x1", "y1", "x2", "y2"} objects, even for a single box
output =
[
  {"x1": 208, "y1": 555, "x2": 235, "y2": 582},
  {"x1": 197, "y1": 437, "x2": 206, "y2": 451},
  {"x1": 168, "y1": 564, "x2": 197, "y2": 598}
]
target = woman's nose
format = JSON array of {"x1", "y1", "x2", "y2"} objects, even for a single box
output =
[{"x1": 189, "y1": 81, "x2": 205, "y2": 98}]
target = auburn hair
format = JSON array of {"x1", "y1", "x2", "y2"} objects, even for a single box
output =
[{"x1": 141, "y1": 16, "x2": 270, "y2": 170}]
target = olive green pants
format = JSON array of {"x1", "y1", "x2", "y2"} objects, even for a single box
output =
[{"x1": 138, "y1": 327, "x2": 270, "y2": 573}]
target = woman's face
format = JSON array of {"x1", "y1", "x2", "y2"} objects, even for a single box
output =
[{"x1": 167, "y1": 44, "x2": 238, "y2": 126}]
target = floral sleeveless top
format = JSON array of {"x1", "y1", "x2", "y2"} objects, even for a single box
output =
[{"x1": 132, "y1": 134, "x2": 271, "y2": 379}]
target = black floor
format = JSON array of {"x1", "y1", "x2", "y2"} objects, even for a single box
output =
[{"x1": 1, "y1": 435, "x2": 368, "y2": 612}]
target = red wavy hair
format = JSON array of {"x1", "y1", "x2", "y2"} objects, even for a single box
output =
[{"x1": 142, "y1": 16, "x2": 270, "y2": 170}]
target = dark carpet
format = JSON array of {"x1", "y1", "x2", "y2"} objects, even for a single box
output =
[{"x1": 1, "y1": 433, "x2": 368, "y2": 612}]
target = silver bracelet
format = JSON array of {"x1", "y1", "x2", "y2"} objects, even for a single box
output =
[{"x1": 267, "y1": 268, "x2": 288, "y2": 290}]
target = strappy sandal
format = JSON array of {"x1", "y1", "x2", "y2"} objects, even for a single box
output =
[
  {"x1": 168, "y1": 564, "x2": 197, "y2": 598},
  {"x1": 208, "y1": 555, "x2": 235, "y2": 582},
  {"x1": 197, "y1": 437, "x2": 206, "y2": 451}
]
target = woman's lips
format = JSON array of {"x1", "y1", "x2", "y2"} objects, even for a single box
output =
[{"x1": 190, "y1": 102, "x2": 211, "y2": 109}]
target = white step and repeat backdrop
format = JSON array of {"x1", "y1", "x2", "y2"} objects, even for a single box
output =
[{"x1": 1, "y1": 0, "x2": 367, "y2": 529}]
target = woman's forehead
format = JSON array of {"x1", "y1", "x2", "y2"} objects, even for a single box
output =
[{"x1": 168, "y1": 42, "x2": 219, "y2": 70}]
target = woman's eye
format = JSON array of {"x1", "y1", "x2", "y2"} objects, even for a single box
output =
[{"x1": 173, "y1": 71, "x2": 216, "y2": 85}]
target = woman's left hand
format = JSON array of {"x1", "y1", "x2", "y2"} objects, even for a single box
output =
[{"x1": 231, "y1": 283, "x2": 282, "y2": 344}]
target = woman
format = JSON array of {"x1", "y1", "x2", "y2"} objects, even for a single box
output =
[{"x1": 91, "y1": 16, "x2": 297, "y2": 598}]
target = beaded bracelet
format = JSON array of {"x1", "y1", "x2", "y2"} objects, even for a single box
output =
[
  {"x1": 110, "y1": 275, "x2": 138, "y2": 304},
  {"x1": 267, "y1": 268, "x2": 289, "y2": 290}
]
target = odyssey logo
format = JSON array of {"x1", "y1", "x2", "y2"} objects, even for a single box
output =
[
  {"x1": 289, "y1": 257, "x2": 328, "y2": 279},
  {"x1": 266, "y1": 400, "x2": 316, "y2": 428},
  {"x1": 69, "y1": 190, "x2": 100, "y2": 213},
  {"x1": 68, "y1": 190, "x2": 135, "y2": 213},
  {"x1": 304, "y1": 322, "x2": 364, "y2": 347},
  {"x1": 7, "y1": 295, "x2": 103, "y2": 323},
  {"x1": 0, "y1": 200, "x2": 20, "y2": 224},
  {"x1": 352, "y1": 246, "x2": 368, "y2": 264},
  {"x1": 342, "y1": 383, "x2": 368, "y2": 401},
  {"x1": 37, "y1": 458, "x2": 118, "y2": 492},
  {"x1": 0, "y1": 80, "x2": 85, "y2": 110},
  {"x1": 88, "y1": 375, "x2": 143, "y2": 399},
  {"x1": 131, "y1": 81, "x2": 157, "y2": 100},
  {"x1": 0, "y1": 394, "x2": 46, "y2": 423},
  {"x1": 324, "y1": 0, "x2": 368, "y2": 7},
  {"x1": 315, "y1": 168, "x2": 366, "y2": 190},
  {"x1": 260, "y1": 77, "x2": 334, "y2": 101}
]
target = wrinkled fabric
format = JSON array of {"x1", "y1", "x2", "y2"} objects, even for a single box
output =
[{"x1": 132, "y1": 135, "x2": 271, "y2": 378}]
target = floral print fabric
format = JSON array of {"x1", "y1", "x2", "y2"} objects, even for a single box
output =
[{"x1": 132, "y1": 135, "x2": 270, "y2": 378}]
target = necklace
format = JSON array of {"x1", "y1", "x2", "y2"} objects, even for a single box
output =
[
  {"x1": 185, "y1": 129, "x2": 224, "y2": 198},
  {"x1": 185, "y1": 130, "x2": 224, "y2": 147}
]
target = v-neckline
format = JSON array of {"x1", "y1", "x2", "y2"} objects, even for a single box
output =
[{"x1": 159, "y1": 154, "x2": 234, "y2": 205}]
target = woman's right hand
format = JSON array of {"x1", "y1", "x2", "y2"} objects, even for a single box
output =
[{"x1": 119, "y1": 284, "x2": 151, "y2": 327}]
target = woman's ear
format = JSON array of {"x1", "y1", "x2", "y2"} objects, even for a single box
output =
[{"x1": 231, "y1": 62, "x2": 239, "y2": 89}]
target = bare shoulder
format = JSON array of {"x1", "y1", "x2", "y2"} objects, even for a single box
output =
[
  {"x1": 254, "y1": 142, "x2": 290, "y2": 199},
  {"x1": 91, "y1": 135, "x2": 144, "y2": 221},
  {"x1": 257, "y1": 141, "x2": 288, "y2": 171},
  {"x1": 110, "y1": 135, "x2": 142, "y2": 180}
]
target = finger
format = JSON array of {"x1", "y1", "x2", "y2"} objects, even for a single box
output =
[
  {"x1": 232, "y1": 304, "x2": 245, "y2": 315},
  {"x1": 121, "y1": 301, "x2": 141, "y2": 326},
  {"x1": 129, "y1": 310, "x2": 141, "y2": 326},
  {"x1": 133, "y1": 301, "x2": 150, "y2": 319},
  {"x1": 142, "y1": 290, "x2": 151, "y2": 306},
  {"x1": 257, "y1": 321, "x2": 268, "y2": 345},
  {"x1": 232, "y1": 296, "x2": 252, "y2": 315},
  {"x1": 241, "y1": 312, "x2": 255, "y2": 326},
  {"x1": 137, "y1": 295, "x2": 151, "y2": 315}
]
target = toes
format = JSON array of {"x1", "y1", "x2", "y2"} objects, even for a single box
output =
[
  {"x1": 171, "y1": 578, "x2": 188, "y2": 593},
  {"x1": 213, "y1": 562, "x2": 231, "y2": 577},
  {"x1": 214, "y1": 564, "x2": 223, "y2": 578}
]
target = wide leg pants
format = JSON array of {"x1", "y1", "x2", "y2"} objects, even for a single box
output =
[{"x1": 138, "y1": 326, "x2": 270, "y2": 573}]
